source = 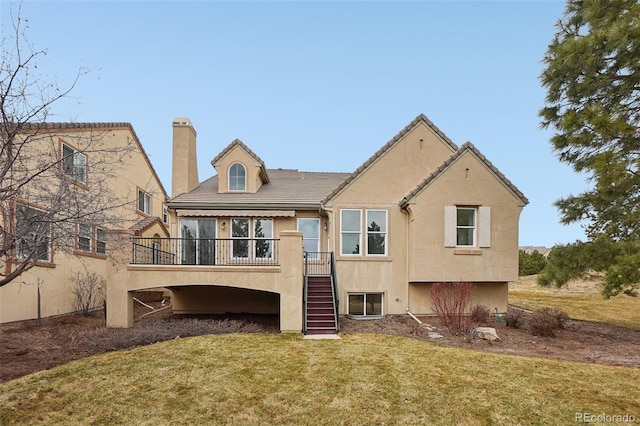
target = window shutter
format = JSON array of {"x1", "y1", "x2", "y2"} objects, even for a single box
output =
[
  {"x1": 479, "y1": 206, "x2": 491, "y2": 248},
  {"x1": 444, "y1": 206, "x2": 456, "y2": 247}
]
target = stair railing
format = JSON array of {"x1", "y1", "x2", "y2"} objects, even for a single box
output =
[
  {"x1": 302, "y1": 252, "x2": 309, "y2": 334},
  {"x1": 330, "y1": 252, "x2": 340, "y2": 332}
]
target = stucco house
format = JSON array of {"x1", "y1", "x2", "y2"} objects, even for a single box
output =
[
  {"x1": 108, "y1": 114, "x2": 528, "y2": 334},
  {"x1": 0, "y1": 122, "x2": 168, "y2": 323}
]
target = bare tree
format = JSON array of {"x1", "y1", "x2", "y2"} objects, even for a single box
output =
[{"x1": 0, "y1": 5, "x2": 136, "y2": 287}]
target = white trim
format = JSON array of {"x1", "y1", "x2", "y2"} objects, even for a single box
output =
[
  {"x1": 340, "y1": 209, "x2": 362, "y2": 256},
  {"x1": 365, "y1": 209, "x2": 388, "y2": 256},
  {"x1": 228, "y1": 162, "x2": 247, "y2": 191}
]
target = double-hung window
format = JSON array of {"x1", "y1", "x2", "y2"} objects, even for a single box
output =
[
  {"x1": 137, "y1": 189, "x2": 151, "y2": 214},
  {"x1": 456, "y1": 207, "x2": 476, "y2": 246},
  {"x1": 61, "y1": 143, "x2": 87, "y2": 184},
  {"x1": 444, "y1": 206, "x2": 491, "y2": 248},
  {"x1": 78, "y1": 224, "x2": 92, "y2": 252},
  {"x1": 340, "y1": 210, "x2": 361, "y2": 255},
  {"x1": 96, "y1": 228, "x2": 107, "y2": 255},
  {"x1": 366, "y1": 210, "x2": 387, "y2": 255},
  {"x1": 341, "y1": 209, "x2": 388, "y2": 256},
  {"x1": 15, "y1": 203, "x2": 51, "y2": 262},
  {"x1": 77, "y1": 224, "x2": 107, "y2": 256}
]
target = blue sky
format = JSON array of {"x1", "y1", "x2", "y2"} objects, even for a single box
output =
[{"x1": 1, "y1": 0, "x2": 587, "y2": 247}]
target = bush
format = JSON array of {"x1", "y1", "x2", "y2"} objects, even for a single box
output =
[
  {"x1": 430, "y1": 282, "x2": 475, "y2": 335},
  {"x1": 470, "y1": 305, "x2": 491, "y2": 325},
  {"x1": 528, "y1": 307, "x2": 569, "y2": 337},
  {"x1": 505, "y1": 307, "x2": 526, "y2": 329},
  {"x1": 70, "y1": 271, "x2": 106, "y2": 316},
  {"x1": 537, "y1": 307, "x2": 569, "y2": 329}
]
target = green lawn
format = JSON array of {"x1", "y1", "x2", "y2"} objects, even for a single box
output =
[{"x1": 1, "y1": 333, "x2": 639, "y2": 425}]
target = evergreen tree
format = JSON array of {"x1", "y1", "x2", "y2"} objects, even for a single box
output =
[{"x1": 539, "y1": 0, "x2": 640, "y2": 297}]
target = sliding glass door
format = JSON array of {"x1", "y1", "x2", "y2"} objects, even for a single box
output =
[{"x1": 180, "y1": 218, "x2": 216, "y2": 265}]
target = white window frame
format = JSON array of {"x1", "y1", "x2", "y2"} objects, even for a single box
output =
[
  {"x1": 96, "y1": 228, "x2": 107, "y2": 255},
  {"x1": 78, "y1": 223, "x2": 92, "y2": 253},
  {"x1": 228, "y1": 162, "x2": 246, "y2": 191},
  {"x1": 456, "y1": 207, "x2": 476, "y2": 247},
  {"x1": 366, "y1": 209, "x2": 387, "y2": 256},
  {"x1": 347, "y1": 292, "x2": 384, "y2": 317},
  {"x1": 137, "y1": 189, "x2": 152, "y2": 215},
  {"x1": 340, "y1": 209, "x2": 362, "y2": 256},
  {"x1": 76, "y1": 225, "x2": 107, "y2": 256},
  {"x1": 61, "y1": 143, "x2": 87, "y2": 184},
  {"x1": 162, "y1": 204, "x2": 169, "y2": 223}
]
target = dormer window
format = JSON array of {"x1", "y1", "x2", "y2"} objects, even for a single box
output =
[{"x1": 229, "y1": 163, "x2": 246, "y2": 191}]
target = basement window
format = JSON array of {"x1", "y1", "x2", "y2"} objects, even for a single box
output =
[{"x1": 347, "y1": 293, "x2": 383, "y2": 318}]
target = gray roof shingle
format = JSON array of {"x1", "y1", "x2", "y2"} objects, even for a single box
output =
[{"x1": 168, "y1": 169, "x2": 350, "y2": 209}]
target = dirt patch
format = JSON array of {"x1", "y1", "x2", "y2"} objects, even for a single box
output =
[
  {"x1": 340, "y1": 314, "x2": 640, "y2": 368},
  {"x1": 2, "y1": 304, "x2": 639, "y2": 384}
]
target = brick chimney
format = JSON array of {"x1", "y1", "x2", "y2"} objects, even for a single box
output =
[{"x1": 172, "y1": 118, "x2": 199, "y2": 197}]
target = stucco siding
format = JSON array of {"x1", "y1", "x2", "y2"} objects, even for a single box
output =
[
  {"x1": 408, "y1": 282, "x2": 509, "y2": 315},
  {"x1": 407, "y1": 151, "x2": 523, "y2": 283}
]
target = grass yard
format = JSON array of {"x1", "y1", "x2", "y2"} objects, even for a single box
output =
[
  {"x1": 509, "y1": 275, "x2": 640, "y2": 330},
  {"x1": 1, "y1": 333, "x2": 639, "y2": 425}
]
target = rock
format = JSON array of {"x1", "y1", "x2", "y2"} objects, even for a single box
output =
[{"x1": 470, "y1": 327, "x2": 501, "y2": 342}]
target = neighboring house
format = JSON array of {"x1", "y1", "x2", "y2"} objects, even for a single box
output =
[
  {"x1": 108, "y1": 114, "x2": 528, "y2": 334},
  {"x1": 519, "y1": 246, "x2": 552, "y2": 257},
  {"x1": 0, "y1": 122, "x2": 168, "y2": 323}
]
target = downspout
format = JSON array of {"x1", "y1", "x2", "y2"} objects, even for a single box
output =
[{"x1": 401, "y1": 203, "x2": 421, "y2": 324}]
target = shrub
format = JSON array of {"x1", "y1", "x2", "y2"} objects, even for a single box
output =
[
  {"x1": 528, "y1": 307, "x2": 569, "y2": 337},
  {"x1": 70, "y1": 271, "x2": 106, "y2": 316},
  {"x1": 470, "y1": 305, "x2": 491, "y2": 325},
  {"x1": 505, "y1": 307, "x2": 526, "y2": 329},
  {"x1": 537, "y1": 307, "x2": 569, "y2": 329},
  {"x1": 430, "y1": 282, "x2": 475, "y2": 335}
]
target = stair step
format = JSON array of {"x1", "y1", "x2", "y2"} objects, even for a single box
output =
[
  {"x1": 308, "y1": 308, "x2": 334, "y2": 314},
  {"x1": 306, "y1": 328, "x2": 338, "y2": 335}
]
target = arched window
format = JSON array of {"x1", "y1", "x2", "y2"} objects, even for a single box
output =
[{"x1": 229, "y1": 163, "x2": 246, "y2": 191}]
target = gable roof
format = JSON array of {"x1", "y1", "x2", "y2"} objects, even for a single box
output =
[
  {"x1": 399, "y1": 141, "x2": 529, "y2": 208},
  {"x1": 210, "y1": 138, "x2": 270, "y2": 184},
  {"x1": 321, "y1": 113, "x2": 458, "y2": 204},
  {"x1": 19, "y1": 121, "x2": 169, "y2": 201},
  {"x1": 168, "y1": 169, "x2": 349, "y2": 210}
]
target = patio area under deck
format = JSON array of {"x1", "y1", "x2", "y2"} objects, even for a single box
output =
[{"x1": 106, "y1": 230, "x2": 305, "y2": 333}]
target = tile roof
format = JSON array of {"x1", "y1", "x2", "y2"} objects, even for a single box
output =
[
  {"x1": 399, "y1": 142, "x2": 529, "y2": 207},
  {"x1": 322, "y1": 113, "x2": 458, "y2": 204},
  {"x1": 210, "y1": 139, "x2": 270, "y2": 184},
  {"x1": 129, "y1": 216, "x2": 169, "y2": 236},
  {"x1": 168, "y1": 169, "x2": 350, "y2": 209}
]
